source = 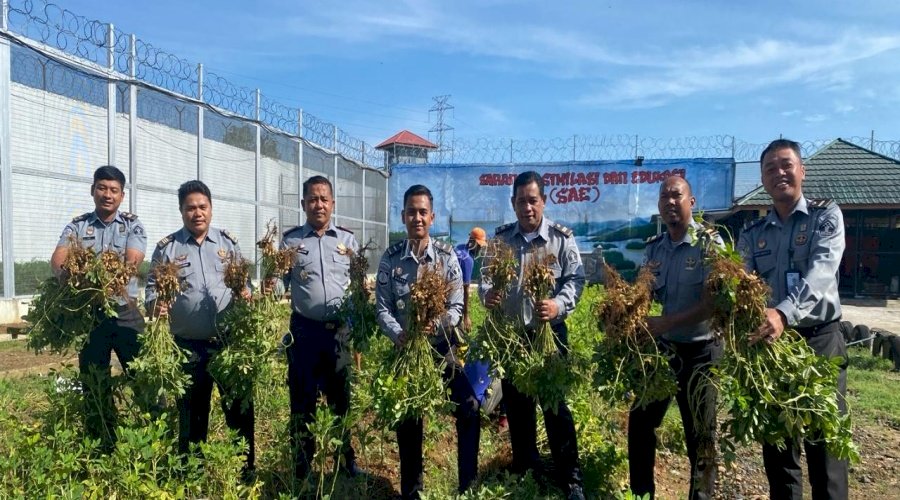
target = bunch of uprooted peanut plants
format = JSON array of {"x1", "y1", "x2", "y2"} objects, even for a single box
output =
[
  {"x1": 700, "y1": 230, "x2": 858, "y2": 464},
  {"x1": 372, "y1": 264, "x2": 451, "y2": 428},
  {"x1": 339, "y1": 241, "x2": 379, "y2": 354},
  {"x1": 210, "y1": 232, "x2": 290, "y2": 411},
  {"x1": 592, "y1": 264, "x2": 677, "y2": 410},
  {"x1": 130, "y1": 261, "x2": 191, "y2": 409},
  {"x1": 26, "y1": 238, "x2": 136, "y2": 354}
]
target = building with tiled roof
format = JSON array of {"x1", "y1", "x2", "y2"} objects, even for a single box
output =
[{"x1": 730, "y1": 138, "x2": 900, "y2": 297}]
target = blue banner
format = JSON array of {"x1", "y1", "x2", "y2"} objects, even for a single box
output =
[{"x1": 388, "y1": 159, "x2": 734, "y2": 269}]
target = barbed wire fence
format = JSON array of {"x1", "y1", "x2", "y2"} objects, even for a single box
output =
[
  {"x1": 0, "y1": 0, "x2": 389, "y2": 298},
  {"x1": 435, "y1": 134, "x2": 900, "y2": 165}
]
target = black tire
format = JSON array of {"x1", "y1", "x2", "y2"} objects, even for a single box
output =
[
  {"x1": 891, "y1": 336, "x2": 900, "y2": 371},
  {"x1": 853, "y1": 324, "x2": 871, "y2": 352},
  {"x1": 840, "y1": 321, "x2": 854, "y2": 342},
  {"x1": 883, "y1": 334, "x2": 896, "y2": 360},
  {"x1": 870, "y1": 330, "x2": 882, "y2": 357}
]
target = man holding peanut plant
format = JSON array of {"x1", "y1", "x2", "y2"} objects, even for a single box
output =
[
  {"x1": 630, "y1": 175, "x2": 722, "y2": 500},
  {"x1": 483, "y1": 170, "x2": 586, "y2": 500},
  {"x1": 280, "y1": 175, "x2": 361, "y2": 483},
  {"x1": 50, "y1": 165, "x2": 146, "y2": 447},
  {"x1": 375, "y1": 184, "x2": 481, "y2": 499},
  {"x1": 738, "y1": 138, "x2": 848, "y2": 500}
]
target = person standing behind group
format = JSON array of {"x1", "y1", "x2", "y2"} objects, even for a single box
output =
[
  {"x1": 629, "y1": 175, "x2": 722, "y2": 500},
  {"x1": 375, "y1": 184, "x2": 481, "y2": 499},
  {"x1": 280, "y1": 175, "x2": 362, "y2": 483},
  {"x1": 50, "y1": 165, "x2": 146, "y2": 447},
  {"x1": 482, "y1": 171, "x2": 586, "y2": 500},
  {"x1": 737, "y1": 139, "x2": 848, "y2": 500},
  {"x1": 455, "y1": 227, "x2": 487, "y2": 333},
  {"x1": 145, "y1": 180, "x2": 255, "y2": 479}
]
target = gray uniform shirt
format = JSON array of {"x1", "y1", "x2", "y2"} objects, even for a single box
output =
[
  {"x1": 57, "y1": 210, "x2": 146, "y2": 301},
  {"x1": 375, "y1": 238, "x2": 464, "y2": 345},
  {"x1": 737, "y1": 197, "x2": 844, "y2": 328},
  {"x1": 643, "y1": 221, "x2": 722, "y2": 343},
  {"x1": 282, "y1": 222, "x2": 358, "y2": 322},
  {"x1": 145, "y1": 227, "x2": 241, "y2": 340},
  {"x1": 482, "y1": 217, "x2": 585, "y2": 329}
]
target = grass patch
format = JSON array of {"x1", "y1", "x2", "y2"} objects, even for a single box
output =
[{"x1": 847, "y1": 351, "x2": 900, "y2": 427}]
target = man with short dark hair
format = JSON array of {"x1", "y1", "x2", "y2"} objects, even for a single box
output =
[
  {"x1": 483, "y1": 171, "x2": 586, "y2": 500},
  {"x1": 145, "y1": 180, "x2": 255, "y2": 478},
  {"x1": 375, "y1": 184, "x2": 481, "y2": 499},
  {"x1": 629, "y1": 175, "x2": 722, "y2": 500},
  {"x1": 50, "y1": 165, "x2": 146, "y2": 446},
  {"x1": 281, "y1": 175, "x2": 361, "y2": 483},
  {"x1": 738, "y1": 139, "x2": 848, "y2": 499}
]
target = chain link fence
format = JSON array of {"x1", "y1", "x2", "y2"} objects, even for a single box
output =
[{"x1": 0, "y1": 0, "x2": 388, "y2": 297}]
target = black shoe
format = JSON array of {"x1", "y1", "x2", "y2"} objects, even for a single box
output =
[
  {"x1": 240, "y1": 465, "x2": 257, "y2": 484},
  {"x1": 567, "y1": 483, "x2": 586, "y2": 500}
]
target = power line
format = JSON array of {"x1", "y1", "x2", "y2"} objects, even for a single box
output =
[{"x1": 429, "y1": 95, "x2": 454, "y2": 164}]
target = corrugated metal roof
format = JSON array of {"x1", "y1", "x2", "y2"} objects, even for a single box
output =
[{"x1": 735, "y1": 138, "x2": 900, "y2": 207}]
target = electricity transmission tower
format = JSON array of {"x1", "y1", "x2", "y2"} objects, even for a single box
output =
[{"x1": 429, "y1": 95, "x2": 454, "y2": 164}]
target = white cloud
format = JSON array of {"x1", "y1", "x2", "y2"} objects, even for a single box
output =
[
  {"x1": 781, "y1": 110, "x2": 802, "y2": 117},
  {"x1": 803, "y1": 114, "x2": 828, "y2": 123}
]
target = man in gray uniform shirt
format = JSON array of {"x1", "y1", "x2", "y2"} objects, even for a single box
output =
[
  {"x1": 375, "y1": 184, "x2": 480, "y2": 499},
  {"x1": 50, "y1": 165, "x2": 146, "y2": 446},
  {"x1": 629, "y1": 176, "x2": 722, "y2": 500},
  {"x1": 737, "y1": 138, "x2": 848, "y2": 500},
  {"x1": 280, "y1": 175, "x2": 361, "y2": 482},
  {"x1": 145, "y1": 180, "x2": 255, "y2": 478},
  {"x1": 482, "y1": 171, "x2": 586, "y2": 500}
]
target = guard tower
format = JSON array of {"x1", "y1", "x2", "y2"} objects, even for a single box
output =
[{"x1": 376, "y1": 130, "x2": 438, "y2": 170}]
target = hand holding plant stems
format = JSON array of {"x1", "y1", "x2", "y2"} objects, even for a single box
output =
[
  {"x1": 698, "y1": 223, "x2": 858, "y2": 464},
  {"x1": 130, "y1": 261, "x2": 191, "y2": 410},
  {"x1": 26, "y1": 238, "x2": 137, "y2": 354},
  {"x1": 592, "y1": 264, "x2": 678, "y2": 409},
  {"x1": 372, "y1": 264, "x2": 452, "y2": 429}
]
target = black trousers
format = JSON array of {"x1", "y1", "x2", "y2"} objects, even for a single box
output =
[
  {"x1": 286, "y1": 313, "x2": 354, "y2": 479},
  {"x1": 503, "y1": 322, "x2": 583, "y2": 489},
  {"x1": 628, "y1": 337, "x2": 722, "y2": 500},
  {"x1": 78, "y1": 315, "x2": 142, "y2": 445},
  {"x1": 396, "y1": 340, "x2": 481, "y2": 499},
  {"x1": 175, "y1": 337, "x2": 256, "y2": 470},
  {"x1": 762, "y1": 323, "x2": 848, "y2": 500}
]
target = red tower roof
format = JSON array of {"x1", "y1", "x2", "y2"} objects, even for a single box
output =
[{"x1": 375, "y1": 130, "x2": 438, "y2": 149}]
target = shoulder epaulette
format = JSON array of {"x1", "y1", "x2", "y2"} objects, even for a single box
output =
[
  {"x1": 550, "y1": 222, "x2": 573, "y2": 237},
  {"x1": 808, "y1": 198, "x2": 835, "y2": 209},
  {"x1": 282, "y1": 225, "x2": 300, "y2": 237},
  {"x1": 156, "y1": 233, "x2": 175, "y2": 248},
  {"x1": 645, "y1": 233, "x2": 664, "y2": 245},
  {"x1": 71, "y1": 212, "x2": 91, "y2": 223},
  {"x1": 743, "y1": 217, "x2": 766, "y2": 231},
  {"x1": 336, "y1": 225, "x2": 354, "y2": 234},
  {"x1": 221, "y1": 229, "x2": 238, "y2": 244},
  {"x1": 495, "y1": 222, "x2": 515, "y2": 235},
  {"x1": 433, "y1": 240, "x2": 452, "y2": 254},
  {"x1": 387, "y1": 240, "x2": 405, "y2": 256},
  {"x1": 120, "y1": 212, "x2": 138, "y2": 221}
]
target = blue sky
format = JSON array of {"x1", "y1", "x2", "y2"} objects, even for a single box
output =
[{"x1": 68, "y1": 0, "x2": 900, "y2": 149}]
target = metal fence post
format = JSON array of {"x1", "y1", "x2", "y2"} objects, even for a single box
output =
[
  {"x1": 297, "y1": 108, "x2": 303, "y2": 208},
  {"x1": 197, "y1": 63, "x2": 204, "y2": 180},
  {"x1": 254, "y1": 88, "x2": 261, "y2": 281},
  {"x1": 128, "y1": 33, "x2": 137, "y2": 214},
  {"x1": 333, "y1": 126, "x2": 339, "y2": 218},
  {"x1": 0, "y1": 0, "x2": 15, "y2": 296},
  {"x1": 107, "y1": 23, "x2": 116, "y2": 166},
  {"x1": 361, "y1": 169, "x2": 367, "y2": 246}
]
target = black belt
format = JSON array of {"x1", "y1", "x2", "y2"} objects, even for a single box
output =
[
  {"x1": 290, "y1": 312, "x2": 341, "y2": 332},
  {"x1": 796, "y1": 318, "x2": 840, "y2": 339}
]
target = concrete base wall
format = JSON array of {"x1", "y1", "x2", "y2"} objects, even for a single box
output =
[{"x1": 0, "y1": 297, "x2": 31, "y2": 324}]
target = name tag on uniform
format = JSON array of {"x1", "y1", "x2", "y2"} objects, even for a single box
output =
[{"x1": 785, "y1": 271, "x2": 801, "y2": 294}]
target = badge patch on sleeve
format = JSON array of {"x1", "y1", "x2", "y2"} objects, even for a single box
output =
[{"x1": 817, "y1": 215, "x2": 838, "y2": 236}]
